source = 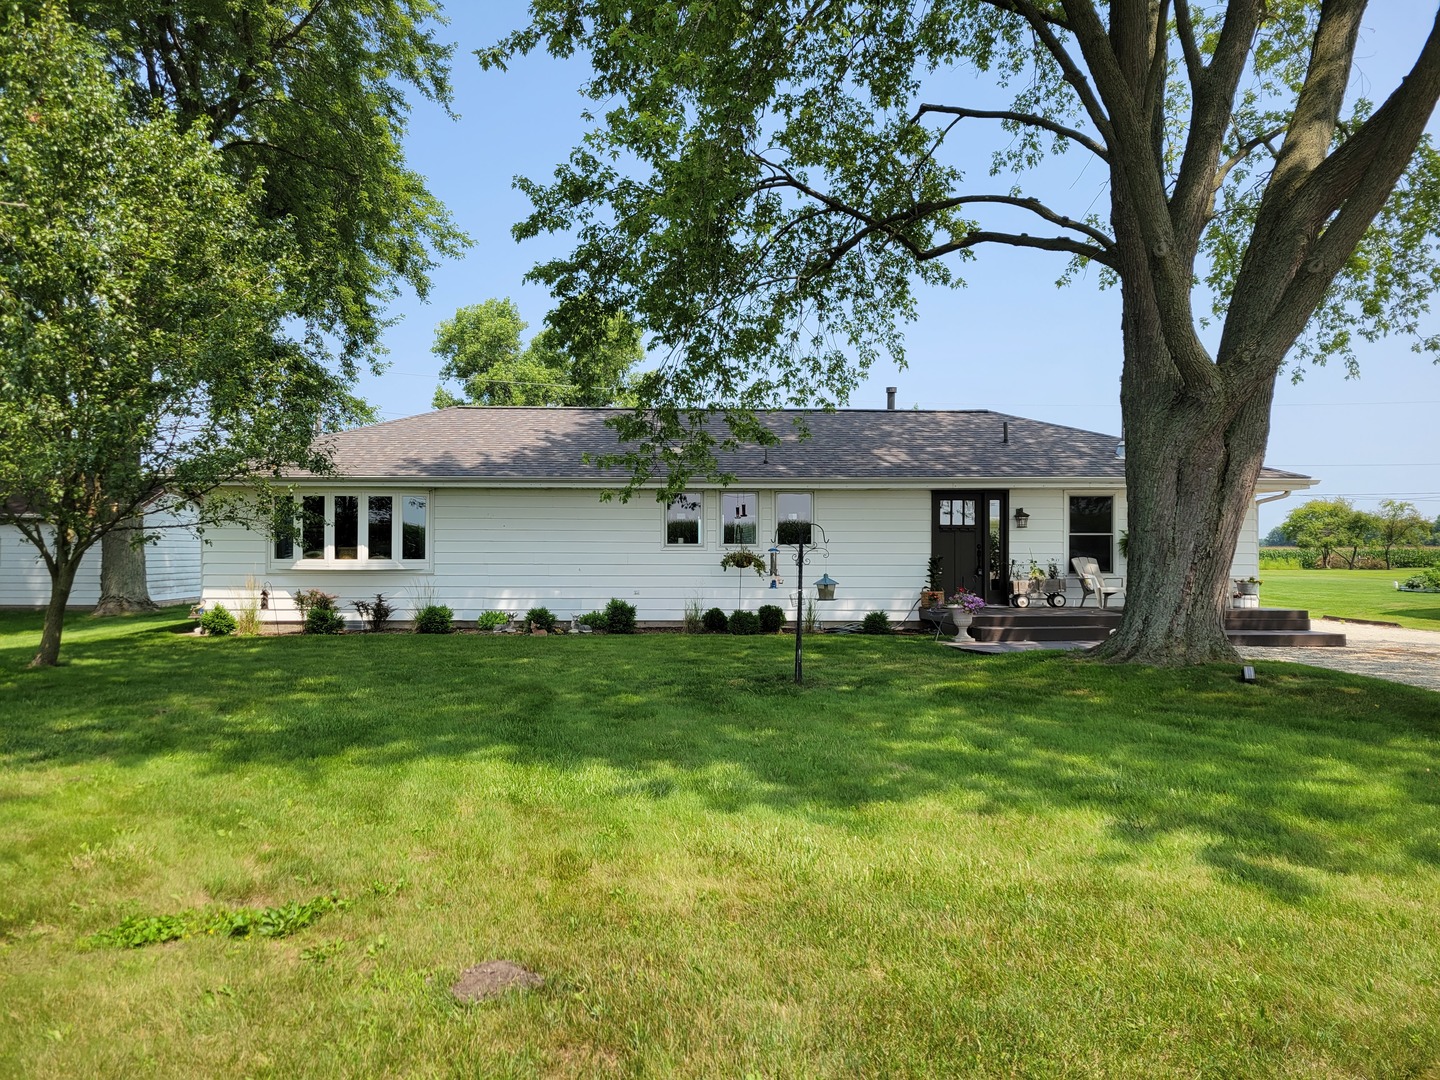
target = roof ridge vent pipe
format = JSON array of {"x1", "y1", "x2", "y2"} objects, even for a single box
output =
[
  {"x1": 1003, "y1": 421, "x2": 1009, "y2": 443},
  {"x1": 886, "y1": 386, "x2": 896, "y2": 410}
]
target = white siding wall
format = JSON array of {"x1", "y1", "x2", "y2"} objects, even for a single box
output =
[
  {"x1": 199, "y1": 485, "x2": 1261, "y2": 623},
  {"x1": 0, "y1": 510, "x2": 200, "y2": 608}
]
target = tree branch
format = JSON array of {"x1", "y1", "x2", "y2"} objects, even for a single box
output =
[
  {"x1": 911, "y1": 103, "x2": 1109, "y2": 161},
  {"x1": 977, "y1": 0, "x2": 1112, "y2": 141},
  {"x1": 909, "y1": 230, "x2": 1112, "y2": 264},
  {"x1": 1173, "y1": 0, "x2": 1203, "y2": 88}
]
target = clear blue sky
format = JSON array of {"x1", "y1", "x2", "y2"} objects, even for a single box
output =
[{"x1": 355, "y1": 4, "x2": 1440, "y2": 535}]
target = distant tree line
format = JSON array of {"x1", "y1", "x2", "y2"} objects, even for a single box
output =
[{"x1": 1263, "y1": 499, "x2": 1440, "y2": 569}]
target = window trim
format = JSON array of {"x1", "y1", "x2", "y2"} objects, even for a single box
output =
[
  {"x1": 270, "y1": 490, "x2": 432, "y2": 570},
  {"x1": 1066, "y1": 492, "x2": 1117, "y2": 574},
  {"x1": 774, "y1": 491, "x2": 814, "y2": 545}
]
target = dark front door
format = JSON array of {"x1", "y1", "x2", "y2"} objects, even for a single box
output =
[
  {"x1": 932, "y1": 491, "x2": 985, "y2": 599},
  {"x1": 932, "y1": 490, "x2": 1008, "y2": 602}
]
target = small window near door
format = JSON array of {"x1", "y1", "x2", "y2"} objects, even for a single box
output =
[
  {"x1": 722, "y1": 492, "x2": 757, "y2": 545},
  {"x1": 775, "y1": 492, "x2": 812, "y2": 545},
  {"x1": 1069, "y1": 495, "x2": 1114, "y2": 572},
  {"x1": 938, "y1": 498, "x2": 976, "y2": 527},
  {"x1": 666, "y1": 492, "x2": 702, "y2": 545}
]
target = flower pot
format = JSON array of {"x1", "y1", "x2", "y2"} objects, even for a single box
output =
[
  {"x1": 947, "y1": 607, "x2": 975, "y2": 643},
  {"x1": 1237, "y1": 580, "x2": 1259, "y2": 596}
]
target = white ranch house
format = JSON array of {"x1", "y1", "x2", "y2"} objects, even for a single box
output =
[{"x1": 198, "y1": 405, "x2": 1312, "y2": 626}]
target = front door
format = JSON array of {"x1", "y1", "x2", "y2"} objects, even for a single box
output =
[
  {"x1": 932, "y1": 490, "x2": 1008, "y2": 602},
  {"x1": 932, "y1": 491, "x2": 984, "y2": 600}
]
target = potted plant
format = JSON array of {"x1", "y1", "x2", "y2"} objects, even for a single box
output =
[
  {"x1": 1236, "y1": 576, "x2": 1261, "y2": 596},
  {"x1": 720, "y1": 548, "x2": 767, "y2": 576},
  {"x1": 945, "y1": 588, "x2": 987, "y2": 643},
  {"x1": 921, "y1": 556, "x2": 945, "y2": 609}
]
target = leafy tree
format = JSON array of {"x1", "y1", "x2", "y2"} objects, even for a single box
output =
[
  {"x1": 1373, "y1": 499, "x2": 1431, "y2": 568},
  {"x1": 1261, "y1": 526, "x2": 1292, "y2": 547},
  {"x1": 490, "y1": 1, "x2": 1440, "y2": 665},
  {"x1": 1280, "y1": 499, "x2": 1368, "y2": 568},
  {"x1": 1431, "y1": 514, "x2": 1440, "y2": 547},
  {"x1": 0, "y1": 7, "x2": 342, "y2": 667},
  {"x1": 69, "y1": 0, "x2": 468, "y2": 611},
  {"x1": 432, "y1": 298, "x2": 642, "y2": 407}
]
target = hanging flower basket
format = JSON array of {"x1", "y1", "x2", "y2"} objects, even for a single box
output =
[{"x1": 720, "y1": 548, "x2": 767, "y2": 576}]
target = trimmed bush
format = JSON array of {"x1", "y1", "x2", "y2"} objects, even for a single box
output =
[
  {"x1": 729, "y1": 610, "x2": 760, "y2": 635},
  {"x1": 413, "y1": 604, "x2": 454, "y2": 634},
  {"x1": 702, "y1": 607, "x2": 728, "y2": 633},
  {"x1": 604, "y1": 598, "x2": 637, "y2": 634},
  {"x1": 475, "y1": 610, "x2": 509, "y2": 631},
  {"x1": 199, "y1": 604, "x2": 237, "y2": 637},
  {"x1": 525, "y1": 606, "x2": 558, "y2": 633},
  {"x1": 861, "y1": 611, "x2": 891, "y2": 635},
  {"x1": 304, "y1": 607, "x2": 346, "y2": 635},
  {"x1": 576, "y1": 611, "x2": 609, "y2": 631},
  {"x1": 757, "y1": 604, "x2": 786, "y2": 633}
]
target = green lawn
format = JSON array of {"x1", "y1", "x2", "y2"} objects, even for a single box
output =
[
  {"x1": 1261, "y1": 567, "x2": 1440, "y2": 630},
  {"x1": 3, "y1": 610, "x2": 1440, "y2": 1077}
]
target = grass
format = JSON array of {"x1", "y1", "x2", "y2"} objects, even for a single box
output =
[
  {"x1": 3, "y1": 609, "x2": 1440, "y2": 1077},
  {"x1": 1260, "y1": 567, "x2": 1440, "y2": 630}
]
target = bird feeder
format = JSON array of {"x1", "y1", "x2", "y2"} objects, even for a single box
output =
[{"x1": 815, "y1": 573, "x2": 838, "y2": 601}]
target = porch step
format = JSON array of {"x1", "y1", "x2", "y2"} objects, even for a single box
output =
[
  {"x1": 1224, "y1": 608, "x2": 1314, "y2": 631},
  {"x1": 974, "y1": 622, "x2": 1116, "y2": 643},
  {"x1": 1228, "y1": 629, "x2": 1348, "y2": 647}
]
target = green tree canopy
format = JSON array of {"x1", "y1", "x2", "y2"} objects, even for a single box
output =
[
  {"x1": 0, "y1": 6, "x2": 346, "y2": 667},
  {"x1": 490, "y1": 1, "x2": 1440, "y2": 665},
  {"x1": 1280, "y1": 499, "x2": 1370, "y2": 567},
  {"x1": 432, "y1": 298, "x2": 642, "y2": 408},
  {"x1": 1373, "y1": 498, "x2": 1431, "y2": 567}
]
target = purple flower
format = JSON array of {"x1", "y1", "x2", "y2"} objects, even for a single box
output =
[{"x1": 946, "y1": 589, "x2": 987, "y2": 614}]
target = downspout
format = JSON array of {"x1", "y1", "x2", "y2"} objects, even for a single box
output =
[{"x1": 1255, "y1": 490, "x2": 1292, "y2": 505}]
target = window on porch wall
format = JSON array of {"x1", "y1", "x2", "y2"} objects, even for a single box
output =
[{"x1": 1068, "y1": 495, "x2": 1114, "y2": 573}]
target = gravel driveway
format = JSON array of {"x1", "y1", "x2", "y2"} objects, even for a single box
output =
[{"x1": 1238, "y1": 619, "x2": 1440, "y2": 694}]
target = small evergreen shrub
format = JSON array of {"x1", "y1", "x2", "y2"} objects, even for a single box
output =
[
  {"x1": 475, "y1": 610, "x2": 509, "y2": 630},
  {"x1": 703, "y1": 607, "x2": 728, "y2": 633},
  {"x1": 757, "y1": 604, "x2": 786, "y2": 633},
  {"x1": 525, "y1": 606, "x2": 558, "y2": 633},
  {"x1": 304, "y1": 606, "x2": 346, "y2": 634},
  {"x1": 413, "y1": 604, "x2": 454, "y2": 634},
  {"x1": 604, "y1": 598, "x2": 637, "y2": 634},
  {"x1": 199, "y1": 604, "x2": 237, "y2": 636},
  {"x1": 861, "y1": 611, "x2": 891, "y2": 635},
  {"x1": 576, "y1": 611, "x2": 609, "y2": 631},
  {"x1": 729, "y1": 610, "x2": 760, "y2": 635}
]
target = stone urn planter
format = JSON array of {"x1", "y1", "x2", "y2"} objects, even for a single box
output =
[{"x1": 947, "y1": 607, "x2": 976, "y2": 643}]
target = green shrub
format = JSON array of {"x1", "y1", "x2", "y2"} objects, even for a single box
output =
[
  {"x1": 757, "y1": 604, "x2": 786, "y2": 633},
  {"x1": 350, "y1": 593, "x2": 393, "y2": 632},
  {"x1": 576, "y1": 611, "x2": 609, "y2": 631},
  {"x1": 729, "y1": 610, "x2": 760, "y2": 635},
  {"x1": 525, "y1": 606, "x2": 558, "y2": 633},
  {"x1": 604, "y1": 598, "x2": 637, "y2": 634},
  {"x1": 703, "y1": 607, "x2": 728, "y2": 633},
  {"x1": 475, "y1": 610, "x2": 509, "y2": 630},
  {"x1": 413, "y1": 604, "x2": 454, "y2": 634},
  {"x1": 199, "y1": 604, "x2": 237, "y2": 636},
  {"x1": 1403, "y1": 567, "x2": 1440, "y2": 590},
  {"x1": 293, "y1": 588, "x2": 337, "y2": 618},
  {"x1": 304, "y1": 607, "x2": 346, "y2": 635},
  {"x1": 861, "y1": 611, "x2": 891, "y2": 635}
]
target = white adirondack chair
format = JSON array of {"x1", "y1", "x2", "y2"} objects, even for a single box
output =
[{"x1": 1071, "y1": 557, "x2": 1125, "y2": 608}]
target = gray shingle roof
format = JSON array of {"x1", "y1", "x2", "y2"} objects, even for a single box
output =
[{"x1": 295, "y1": 407, "x2": 1310, "y2": 484}]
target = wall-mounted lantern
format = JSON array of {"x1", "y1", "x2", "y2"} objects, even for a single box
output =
[
  {"x1": 815, "y1": 573, "x2": 838, "y2": 601},
  {"x1": 1013, "y1": 507, "x2": 1030, "y2": 530}
]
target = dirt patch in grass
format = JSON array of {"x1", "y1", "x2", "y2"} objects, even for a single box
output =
[{"x1": 451, "y1": 960, "x2": 544, "y2": 1003}]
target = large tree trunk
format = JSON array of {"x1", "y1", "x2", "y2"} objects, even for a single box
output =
[
  {"x1": 32, "y1": 558, "x2": 80, "y2": 668},
  {"x1": 94, "y1": 514, "x2": 157, "y2": 616}
]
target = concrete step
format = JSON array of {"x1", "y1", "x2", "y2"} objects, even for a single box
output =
[
  {"x1": 1225, "y1": 609, "x2": 1313, "y2": 630},
  {"x1": 973, "y1": 624, "x2": 1115, "y2": 643}
]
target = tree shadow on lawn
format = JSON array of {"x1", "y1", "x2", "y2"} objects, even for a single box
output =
[{"x1": 3, "y1": 615, "x2": 1440, "y2": 902}]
